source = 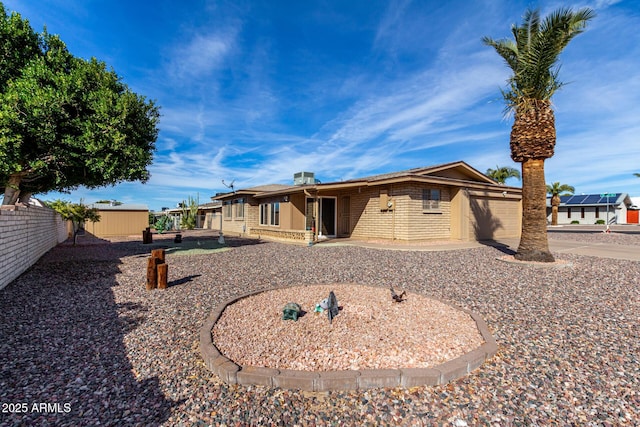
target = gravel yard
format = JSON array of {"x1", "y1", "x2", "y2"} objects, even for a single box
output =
[{"x1": 1, "y1": 230, "x2": 639, "y2": 426}]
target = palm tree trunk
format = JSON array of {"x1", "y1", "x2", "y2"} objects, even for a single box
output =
[
  {"x1": 551, "y1": 195, "x2": 560, "y2": 226},
  {"x1": 516, "y1": 158, "x2": 554, "y2": 262}
]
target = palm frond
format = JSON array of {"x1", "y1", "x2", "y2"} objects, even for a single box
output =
[{"x1": 483, "y1": 7, "x2": 595, "y2": 107}]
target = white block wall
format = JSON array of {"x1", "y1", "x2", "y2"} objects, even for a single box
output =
[{"x1": 0, "y1": 205, "x2": 67, "y2": 290}]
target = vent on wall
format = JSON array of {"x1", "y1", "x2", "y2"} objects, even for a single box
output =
[{"x1": 294, "y1": 172, "x2": 317, "y2": 185}]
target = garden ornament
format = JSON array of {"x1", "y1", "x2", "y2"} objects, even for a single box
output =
[
  {"x1": 327, "y1": 291, "x2": 339, "y2": 323},
  {"x1": 390, "y1": 286, "x2": 406, "y2": 303},
  {"x1": 282, "y1": 302, "x2": 302, "y2": 321}
]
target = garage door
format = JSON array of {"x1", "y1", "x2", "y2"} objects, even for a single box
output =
[{"x1": 469, "y1": 196, "x2": 521, "y2": 240}]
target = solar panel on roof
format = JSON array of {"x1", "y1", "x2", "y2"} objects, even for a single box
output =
[
  {"x1": 581, "y1": 195, "x2": 601, "y2": 204},
  {"x1": 571, "y1": 195, "x2": 589, "y2": 204}
]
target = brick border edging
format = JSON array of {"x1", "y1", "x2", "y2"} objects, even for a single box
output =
[{"x1": 199, "y1": 286, "x2": 497, "y2": 391}]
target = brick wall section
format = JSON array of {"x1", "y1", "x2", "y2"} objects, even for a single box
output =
[
  {"x1": 349, "y1": 184, "x2": 451, "y2": 241},
  {"x1": 0, "y1": 205, "x2": 67, "y2": 290}
]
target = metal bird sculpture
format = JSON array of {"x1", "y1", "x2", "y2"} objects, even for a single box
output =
[
  {"x1": 327, "y1": 291, "x2": 339, "y2": 323},
  {"x1": 390, "y1": 286, "x2": 406, "y2": 303}
]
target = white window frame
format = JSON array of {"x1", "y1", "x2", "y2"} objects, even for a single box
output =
[
  {"x1": 270, "y1": 202, "x2": 280, "y2": 226},
  {"x1": 422, "y1": 189, "x2": 441, "y2": 211},
  {"x1": 259, "y1": 203, "x2": 268, "y2": 225}
]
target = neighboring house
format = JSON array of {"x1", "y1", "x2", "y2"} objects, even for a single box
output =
[
  {"x1": 158, "y1": 201, "x2": 222, "y2": 230},
  {"x1": 198, "y1": 201, "x2": 222, "y2": 229},
  {"x1": 629, "y1": 197, "x2": 640, "y2": 224},
  {"x1": 546, "y1": 193, "x2": 635, "y2": 225},
  {"x1": 86, "y1": 203, "x2": 149, "y2": 237},
  {"x1": 213, "y1": 161, "x2": 523, "y2": 243}
]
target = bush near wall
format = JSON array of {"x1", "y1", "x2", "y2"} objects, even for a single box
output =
[{"x1": 0, "y1": 205, "x2": 67, "y2": 290}]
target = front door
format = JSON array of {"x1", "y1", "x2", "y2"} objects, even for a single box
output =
[
  {"x1": 338, "y1": 196, "x2": 350, "y2": 236},
  {"x1": 319, "y1": 197, "x2": 336, "y2": 237}
]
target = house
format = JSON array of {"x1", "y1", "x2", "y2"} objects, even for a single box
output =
[
  {"x1": 85, "y1": 203, "x2": 149, "y2": 237},
  {"x1": 198, "y1": 201, "x2": 222, "y2": 229},
  {"x1": 156, "y1": 201, "x2": 222, "y2": 230},
  {"x1": 546, "y1": 193, "x2": 635, "y2": 225},
  {"x1": 213, "y1": 161, "x2": 523, "y2": 243}
]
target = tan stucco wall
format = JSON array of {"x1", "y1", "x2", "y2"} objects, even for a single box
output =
[
  {"x1": 467, "y1": 190, "x2": 521, "y2": 240},
  {"x1": 86, "y1": 210, "x2": 149, "y2": 237}
]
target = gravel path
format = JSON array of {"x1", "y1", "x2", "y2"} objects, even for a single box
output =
[{"x1": 1, "y1": 230, "x2": 639, "y2": 426}]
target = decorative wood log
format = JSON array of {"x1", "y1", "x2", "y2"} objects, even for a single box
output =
[
  {"x1": 146, "y1": 257, "x2": 157, "y2": 290},
  {"x1": 151, "y1": 249, "x2": 165, "y2": 264},
  {"x1": 157, "y1": 263, "x2": 168, "y2": 289}
]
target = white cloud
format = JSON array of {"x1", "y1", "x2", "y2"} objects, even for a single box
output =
[{"x1": 166, "y1": 30, "x2": 237, "y2": 81}]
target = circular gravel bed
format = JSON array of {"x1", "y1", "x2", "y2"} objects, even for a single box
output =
[
  {"x1": 213, "y1": 284, "x2": 484, "y2": 371},
  {"x1": 1, "y1": 230, "x2": 638, "y2": 426}
]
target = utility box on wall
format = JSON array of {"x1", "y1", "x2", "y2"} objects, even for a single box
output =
[{"x1": 379, "y1": 190, "x2": 394, "y2": 211}]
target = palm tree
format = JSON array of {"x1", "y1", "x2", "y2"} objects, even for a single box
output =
[
  {"x1": 634, "y1": 173, "x2": 640, "y2": 178},
  {"x1": 483, "y1": 7, "x2": 594, "y2": 262},
  {"x1": 486, "y1": 166, "x2": 521, "y2": 184},
  {"x1": 546, "y1": 182, "x2": 575, "y2": 226}
]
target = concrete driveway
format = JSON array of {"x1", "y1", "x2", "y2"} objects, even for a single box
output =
[{"x1": 493, "y1": 225, "x2": 640, "y2": 261}]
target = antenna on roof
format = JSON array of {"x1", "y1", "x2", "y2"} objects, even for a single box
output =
[{"x1": 222, "y1": 179, "x2": 236, "y2": 194}]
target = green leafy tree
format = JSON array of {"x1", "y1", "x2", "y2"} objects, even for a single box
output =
[
  {"x1": 546, "y1": 182, "x2": 575, "y2": 226},
  {"x1": 0, "y1": 4, "x2": 160, "y2": 205},
  {"x1": 46, "y1": 199, "x2": 100, "y2": 245},
  {"x1": 486, "y1": 165, "x2": 521, "y2": 184},
  {"x1": 483, "y1": 7, "x2": 594, "y2": 262},
  {"x1": 634, "y1": 173, "x2": 640, "y2": 178}
]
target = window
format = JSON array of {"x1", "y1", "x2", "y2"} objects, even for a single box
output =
[
  {"x1": 581, "y1": 207, "x2": 585, "y2": 219},
  {"x1": 259, "y1": 202, "x2": 280, "y2": 226},
  {"x1": 271, "y1": 202, "x2": 280, "y2": 226},
  {"x1": 595, "y1": 207, "x2": 599, "y2": 218},
  {"x1": 235, "y1": 198, "x2": 244, "y2": 219},
  {"x1": 259, "y1": 203, "x2": 268, "y2": 225},
  {"x1": 223, "y1": 201, "x2": 232, "y2": 219},
  {"x1": 567, "y1": 208, "x2": 571, "y2": 219},
  {"x1": 422, "y1": 189, "x2": 440, "y2": 211}
]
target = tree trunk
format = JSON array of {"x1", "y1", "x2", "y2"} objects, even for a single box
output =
[
  {"x1": 2, "y1": 173, "x2": 24, "y2": 205},
  {"x1": 516, "y1": 158, "x2": 554, "y2": 262},
  {"x1": 551, "y1": 194, "x2": 560, "y2": 226},
  {"x1": 18, "y1": 191, "x2": 32, "y2": 205}
]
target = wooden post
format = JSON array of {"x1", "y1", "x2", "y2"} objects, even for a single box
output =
[
  {"x1": 146, "y1": 257, "x2": 157, "y2": 290},
  {"x1": 151, "y1": 249, "x2": 165, "y2": 263},
  {"x1": 157, "y1": 263, "x2": 168, "y2": 289},
  {"x1": 146, "y1": 249, "x2": 167, "y2": 290}
]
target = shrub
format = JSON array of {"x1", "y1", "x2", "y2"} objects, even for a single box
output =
[
  {"x1": 570, "y1": 220, "x2": 580, "y2": 224},
  {"x1": 595, "y1": 219, "x2": 605, "y2": 225}
]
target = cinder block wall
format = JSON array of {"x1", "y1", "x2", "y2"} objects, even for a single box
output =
[{"x1": 0, "y1": 205, "x2": 67, "y2": 290}]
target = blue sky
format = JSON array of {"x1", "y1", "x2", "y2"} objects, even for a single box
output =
[{"x1": 4, "y1": 0, "x2": 639, "y2": 210}]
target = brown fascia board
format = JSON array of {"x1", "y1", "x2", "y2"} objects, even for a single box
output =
[
  {"x1": 317, "y1": 174, "x2": 520, "y2": 193},
  {"x1": 252, "y1": 185, "x2": 317, "y2": 199},
  {"x1": 212, "y1": 190, "x2": 258, "y2": 200}
]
